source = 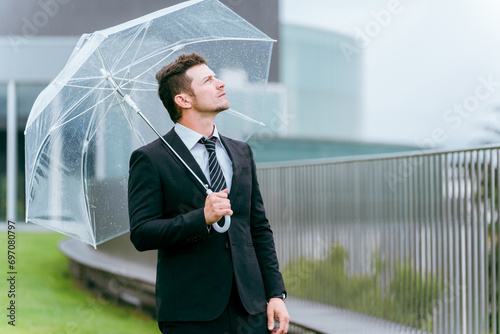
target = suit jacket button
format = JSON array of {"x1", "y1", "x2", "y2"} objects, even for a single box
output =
[{"x1": 225, "y1": 243, "x2": 230, "y2": 249}]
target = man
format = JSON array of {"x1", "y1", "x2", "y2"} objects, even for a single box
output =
[{"x1": 128, "y1": 52, "x2": 289, "y2": 334}]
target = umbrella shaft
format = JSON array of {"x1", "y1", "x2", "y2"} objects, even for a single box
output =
[
  {"x1": 101, "y1": 69, "x2": 207, "y2": 190},
  {"x1": 102, "y1": 68, "x2": 229, "y2": 232},
  {"x1": 136, "y1": 110, "x2": 210, "y2": 193}
]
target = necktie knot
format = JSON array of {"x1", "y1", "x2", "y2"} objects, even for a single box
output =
[{"x1": 199, "y1": 136, "x2": 217, "y2": 152}]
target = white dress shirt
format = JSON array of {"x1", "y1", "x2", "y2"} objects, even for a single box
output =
[{"x1": 174, "y1": 123, "x2": 233, "y2": 192}]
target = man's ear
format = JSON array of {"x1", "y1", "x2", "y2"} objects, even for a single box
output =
[{"x1": 174, "y1": 93, "x2": 192, "y2": 109}]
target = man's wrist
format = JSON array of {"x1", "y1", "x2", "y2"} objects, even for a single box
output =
[{"x1": 269, "y1": 292, "x2": 286, "y2": 303}]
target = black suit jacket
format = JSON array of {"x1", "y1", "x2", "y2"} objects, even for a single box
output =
[{"x1": 128, "y1": 128, "x2": 286, "y2": 322}]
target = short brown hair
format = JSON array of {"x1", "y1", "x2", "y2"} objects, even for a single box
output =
[{"x1": 155, "y1": 53, "x2": 207, "y2": 123}]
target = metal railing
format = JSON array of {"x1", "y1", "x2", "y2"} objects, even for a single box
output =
[{"x1": 257, "y1": 145, "x2": 500, "y2": 334}]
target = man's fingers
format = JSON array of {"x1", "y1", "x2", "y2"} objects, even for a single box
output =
[
  {"x1": 267, "y1": 306, "x2": 275, "y2": 331},
  {"x1": 279, "y1": 314, "x2": 289, "y2": 333},
  {"x1": 266, "y1": 299, "x2": 289, "y2": 333},
  {"x1": 211, "y1": 188, "x2": 229, "y2": 198},
  {"x1": 205, "y1": 189, "x2": 232, "y2": 224}
]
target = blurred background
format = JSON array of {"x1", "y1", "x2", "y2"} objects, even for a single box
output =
[
  {"x1": 2, "y1": 0, "x2": 500, "y2": 226},
  {"x1": 3, "y1": 2, "x2": 500, "y2": 333}
]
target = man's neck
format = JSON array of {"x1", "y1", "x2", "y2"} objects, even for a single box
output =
[{"x1": 177, "y1": 113, "x2": 215, "y2": 138}]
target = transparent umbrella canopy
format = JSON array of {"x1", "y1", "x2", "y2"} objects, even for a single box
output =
[{"x1": 24, "y1": 0, "x2": 274, "y2": 248}]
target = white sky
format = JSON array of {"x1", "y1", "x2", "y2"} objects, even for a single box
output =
[{"x1": 281, "y1": 0, "x2": 500, "y2": 149}]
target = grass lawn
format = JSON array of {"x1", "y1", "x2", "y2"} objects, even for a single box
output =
[{"x1": 1, "y1": 232, "x2": 159, "y2": 334}]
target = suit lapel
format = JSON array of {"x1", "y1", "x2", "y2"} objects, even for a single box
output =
[
  {"x1": 163, "y1": 129, "x2": 210, "y2": 195},
  {"x1": 220, "y1": 135, "x2": 244, "y2": 203}
]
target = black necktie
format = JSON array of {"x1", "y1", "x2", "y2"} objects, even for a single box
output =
[{"x1": 199, "y1": 137, "x2": 227, "y2": 192}]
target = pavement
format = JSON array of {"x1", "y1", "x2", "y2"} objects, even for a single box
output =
[{"x1": 285, "y1": 298, "x2": 420, "y2": 334}]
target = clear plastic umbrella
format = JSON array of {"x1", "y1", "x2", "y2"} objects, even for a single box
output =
[{"x1": 24, "y1": 0, "x2": 274, "y2": 248}]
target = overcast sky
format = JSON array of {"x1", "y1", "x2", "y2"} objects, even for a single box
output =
[{"x1": 281, "y1": 0, "x2": 500, "y2": 148}]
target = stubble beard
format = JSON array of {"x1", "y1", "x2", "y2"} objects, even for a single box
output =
[
  {"x1": 191, "y1": 93, "x2": 230, "y2": 114},
  {"x1": 198, "y1": 100, "x2": 230, "y2": 115},
  {"x1": 214, "y1": 102, "x2": 230, "y2": 113}
]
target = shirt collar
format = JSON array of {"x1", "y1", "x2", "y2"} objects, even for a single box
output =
[{"x1": 174, "y1": 123, "x2": 220, "y2": 150}]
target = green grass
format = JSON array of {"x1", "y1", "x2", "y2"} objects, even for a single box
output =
[{"x1": 1, "y1": 232, "x2": 159, "y2": 334}]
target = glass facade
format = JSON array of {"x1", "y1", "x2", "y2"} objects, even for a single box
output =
[{"x1": 279, "y1": 24, "x2": 363, "y2": 141}]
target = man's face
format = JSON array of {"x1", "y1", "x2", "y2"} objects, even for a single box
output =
[{"x1": 185, "y1": 64, "x2": 230, "y2": 114}]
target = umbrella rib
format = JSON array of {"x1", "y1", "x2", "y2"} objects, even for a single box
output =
[
  {"x1": 109, "y1": 22, "x2": 150, "y2": 84},
  {"x1": 82, "y1": 77, "x2": 128, "y2": 247},
  {"x1": 65, "y1": 76, "x2": 108, "y2": 82},
  {"x1": 97, "y1": 47, "x2": 113, "y2": 77},
  {"x1": 53, "y1": 90, "x2": 116, "y2": 130},
  {"x1": 117, "y1": 48, "x2": 178, "y2": 89},
  {"x1": 116, "y1": 96, "x2": 147, "y2": 145},
  {"x1": 84, "y1": 94, "x2": 120, "y2": 146},
  {"x1": 120, "y1": 22, "x2": 150, "y2": 91},
  {"x1": 226, "y1": 108, "x2": 266, "y2": 126},
  {"x1": 115, "y1": 78, "x2": 157, "y2": 87},
  {"x1": 80, "y1": 83, "x2": 111, "y2": 249},
  {"x1": 61, "y1": 84, "x2": 156, "y2": 92},
  {"x1": 61, "y1": 84, "x2": 117, "y2": 91},
  {"x1": 49, "y1": 78, "x2": 109, "y2": 128},
  {"x1": 120, "y1": 87, "x2": 157, "y2": 92}
]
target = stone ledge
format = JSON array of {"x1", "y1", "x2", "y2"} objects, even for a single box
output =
[{"x1": 59, "y1": 237, "x2": 157, "y2": 317}]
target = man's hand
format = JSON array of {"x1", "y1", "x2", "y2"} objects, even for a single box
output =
[
  {"x1": 267, "y1": 298, "x2": 289, "y2": 334},
  {"x1": 204, "y1": 189, "x2": 233, "y2": 225}
]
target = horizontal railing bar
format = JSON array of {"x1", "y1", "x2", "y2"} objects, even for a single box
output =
[{"x1": 256, "y1": 143, "x2": 500, "y2": 169}]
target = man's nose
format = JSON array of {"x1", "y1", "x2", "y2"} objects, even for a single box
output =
[{"x1": 216, "y1": 79, "x2": 225, "y2": 89}]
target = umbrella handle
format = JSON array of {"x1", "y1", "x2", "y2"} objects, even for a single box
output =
[
  {"x1": 205, "y1": 189, "x2": 231, "y2": 233},
  {"x1": 213, "y1": 215, "x2": 231, "y2": 233}
]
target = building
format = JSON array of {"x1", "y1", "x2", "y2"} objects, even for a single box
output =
[
  {"x1": 251, "y1": 23, "x2": 415, "y2": 162},
  {"x1": 280, "y1": 24, "x2": 362, "y2": 141}
]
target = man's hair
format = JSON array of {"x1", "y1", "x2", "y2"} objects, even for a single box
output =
[{"x1": 155, "y1": 52, "x2": 207, "y2": 123}]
